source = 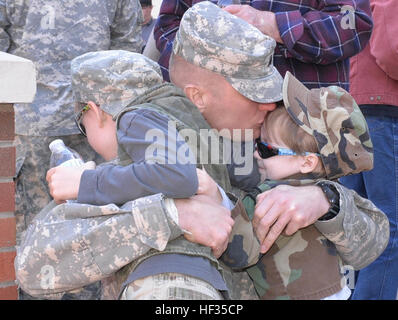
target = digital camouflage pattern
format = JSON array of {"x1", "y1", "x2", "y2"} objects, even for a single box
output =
[
  {"x1": 71, "y1": 50, "x2": 164, "y2": 118},
  {"x1": 110, "y1": 82, "x2": 252, "y2": 300},
  {"x1": 315, "y1": 180, "x2": 390, "y2": 271},
  {"x1": 15, "y1": 193, "x2": 184, "y2": 298},
  {"x1": 119, "y1": 269, "x2": 258, "y2": 300},
  {"x1": 14, "y1": 134, "x2": 103, "y2": 300},
  {"x1": 2, "y1": 1, "x2": 144, "y2": 298},
  {"x1": 0, "y1": 0, "x2": 144, "y2": 136},
  {"x1": 15, "y1": 76, "x2": 258, "y2": 300},
  {"x1": 283, "y1": 71, "x2": 374, "y2": 180},
  {"x1": 120, "y1": 273, "x2": 224, "y2": 300},
  {"x1": 173, "y1": 1, "x2": 283, "y2": 104},
  {"x1": 14, "y1": 135, "x2": 102, "y2": 241},
  {"x1": 15, "y1": 178, "x2": 389, "y2": 299}
]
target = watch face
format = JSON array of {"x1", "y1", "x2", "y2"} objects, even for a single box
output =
[
  {"x1": 319, "y1": 183, "x2": 339, "y2": 202},
  {"x1": 317, "y1": 183, "x2": 340, "y2": 222}
]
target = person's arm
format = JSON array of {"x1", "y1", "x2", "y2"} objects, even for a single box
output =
[
  {"x1": 196, "y1": 167, "x2": 260, "y2": 265},
  {"x1": 154, "y1": 0, "x2": 197, "y2": 80},
  {"x1": 220, "y1": 197, "x2": 261, "y2": 270},
  {"x1": 16, "y1": 191, "x2": 236, "y2": 298},
  {"x1": 253, "y1": 181, "x2": 390, "y2": 270},
  {"x1": 368, "y1": 0, "x2": 398, "y2": 80},
  {"x1": 15, "y1": 193, "x2": 184, "y2": 297},
  {"x1": 225, "y1": 0, "x2": 373, "y2": 65},
  {"x1": 77, "y1": 109, "x2": 198, "y2": 205},
  {"x1": 0, "y1": 0, "x2": 10, "y2": 51},
  {"x1": 314, "y1": 181, "x2": 390, "y2": 270},
  {"x1": 110, "y1": 0, "x2": 144, "y2": 53}
]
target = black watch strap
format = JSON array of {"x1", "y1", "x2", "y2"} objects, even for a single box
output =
[{"x1": 317, "y1": 182, "x2": 340, "y2": 221}]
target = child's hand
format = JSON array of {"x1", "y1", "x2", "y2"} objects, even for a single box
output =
[
  {"x1": 196, "y1": 168, "x2": 223, "y2": 204},
  {"x1": 46, "y1": 161, "x2": 95, "y2": 204}
]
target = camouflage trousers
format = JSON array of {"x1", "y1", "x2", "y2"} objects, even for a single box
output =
[{"x1": 120, "y1": 273, "x2": 224, "y2": 300}]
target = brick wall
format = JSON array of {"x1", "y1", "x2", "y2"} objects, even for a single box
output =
[{"x1": 0, "y1": 103, "x2": 18, "y2": 300}]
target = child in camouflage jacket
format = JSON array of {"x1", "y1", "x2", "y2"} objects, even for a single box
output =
[{"x1": 199, "y1": 71, "x2": 376, "y2": 300}]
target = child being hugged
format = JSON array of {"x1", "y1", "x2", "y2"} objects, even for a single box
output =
[{"x1": 198, "y1": 71, "x2": 374, "y2": 300}]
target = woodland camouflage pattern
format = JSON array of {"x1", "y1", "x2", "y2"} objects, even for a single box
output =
[
  {"x1": 223, "y1": 179, "x2": 390, "y2": 299},
  {"x1": 283, "y1": 71, "x2": 374, "y2": 180},
  {"x1": 173, "y1": 1, "x2": 283, "y2": 104},
  {"x1": 221, "y1": 77, "x2": 388, "y2": 298},
  {"x1": 71, "y1": 50, "x2": 164, "y2": 118},
  {"x1": 0, "y1": 0, "x2": 144, "y2": 136},
  {"x1": 224, "y1": 180, "x2": 340, "y2": 300}
]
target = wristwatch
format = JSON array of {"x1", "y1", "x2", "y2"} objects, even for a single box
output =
[{"x1": 316, "y1": 181, "x2": 340, "y2": 221}]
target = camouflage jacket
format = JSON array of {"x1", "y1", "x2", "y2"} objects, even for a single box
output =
[
  {"x1": 15, "y1": 180, "x2": 389, "y2": 299},
  {"x1": 15, "y1": 194, "x2": 183, "y2": 298},
  {"x1": 0, "y1": 0, "x2": 144, "y2": 136},
  {"x1": 15, "y1": 84, "x2": 256, "y2": 300},
  {"x1": 221, "y1": 179, "x2": 390, "y2": 299},
  {"x1": 108, "y1": 83, "x2": 237, "y2": 299}
]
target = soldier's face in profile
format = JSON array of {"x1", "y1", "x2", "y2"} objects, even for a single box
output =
[{"x1": 201, "y1": 76, "x2": 276, "y2": 141}]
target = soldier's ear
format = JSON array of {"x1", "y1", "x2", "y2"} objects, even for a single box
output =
[
  {"x1": 299, "y1": 154, "x2": 320, "y2": 174},
  {"x1": 184, "y1": 85, "x2": 207, "y2": 113}
]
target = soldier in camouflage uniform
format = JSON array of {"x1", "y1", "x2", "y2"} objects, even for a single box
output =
[
  {"x1": 0, "y1": 0, "x2": 143, "y2": 240},
  {"x1": 0, "y1": 0, "x2": 143, "y2": 299},
  {"x1": 15, "y1": 2, "x2": 389, "y2": 300},
  {"x1": 214, "y1": 71, "x2": 389, "y2": 299},
  {"x1": 17, "y1": 49, "x2": 261, "y2": 300},
  {"x1": 169, "y1": 1, "x2": 389, "y2": 298}
]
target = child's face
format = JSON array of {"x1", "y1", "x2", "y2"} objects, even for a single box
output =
[
  {"x1": 254, "y1": 123, "x2": 305, "y2": 181},
  {"x1": 80, "y1": 104, "x2": 118, "y2": 161}
]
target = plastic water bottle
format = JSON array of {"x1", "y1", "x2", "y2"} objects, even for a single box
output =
[
  {"x1": 49, "y1": 139, "x2": 85, "y2": 203},
  {"x1": 49, "y1": 139, "x2": 84, "y2": 168}
]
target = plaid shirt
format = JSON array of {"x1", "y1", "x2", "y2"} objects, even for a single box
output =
[{"x1": 154, "y1": 0, "x2": 373, "y2": 90}]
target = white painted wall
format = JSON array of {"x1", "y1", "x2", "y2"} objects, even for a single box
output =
[{"x1": 0, "y1": 52, "x2": 36, "y2": 103}]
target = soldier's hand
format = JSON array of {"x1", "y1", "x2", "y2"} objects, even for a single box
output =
[
  {"x1": 174, "y1": 194, "x2": 234, "y2": 258},
  {"x1": 223, "y1": 5, "x2": 283, "y2": 43},
  {"x1": 253, "y1": 185, "x2": 330, "y2": 253},
  {"x1": 196, "y1": 168, "x2": 223, "y2": 204},
  {"x1": 46, "y1": 161, "x2": 95, "y2": 204}
]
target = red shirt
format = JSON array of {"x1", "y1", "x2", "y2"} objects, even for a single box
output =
[{"x1": 349, "y1": 0, "x2": 398, "y2": 107}]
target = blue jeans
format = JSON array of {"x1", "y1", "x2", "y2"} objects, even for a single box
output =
[{"x1": 340, "y1": 106, "x2": 398, "y2": 300}]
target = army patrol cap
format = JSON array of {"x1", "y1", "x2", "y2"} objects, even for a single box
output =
[
  {"x1": 173, "y1": 1, "x2": 283, "y2": 103},
  {"x1": 71, "y1": 50, "x2": 164, "y2": 118},
  {"x1": 283, "y1": 71, "x2": 373, "y2": 180}
]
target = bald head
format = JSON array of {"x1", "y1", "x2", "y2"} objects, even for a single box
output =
[{"x1": 169, "y1": 53, "x2": 224, "y2": 92}]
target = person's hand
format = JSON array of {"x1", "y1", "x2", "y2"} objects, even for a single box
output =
[
  {"x1": 174, "y1": 194, "x2": 234, "y2": 258},
  {"x1": 196, "y1": 168, "x2": 223, "y2": 204},
  {"x1": 223, "y1": 5, "x2": 283, "y2": 43},
  {"x1": 46, "y1": 161, "x2": 96, "y2": 204},
  {"x1": 253, "y1": 185, "x2": 330, "y2": 253}
]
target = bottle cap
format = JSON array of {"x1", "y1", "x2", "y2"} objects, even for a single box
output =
[{"x1": 49, "y1": 139, "x2": 65, "y2": 152}]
